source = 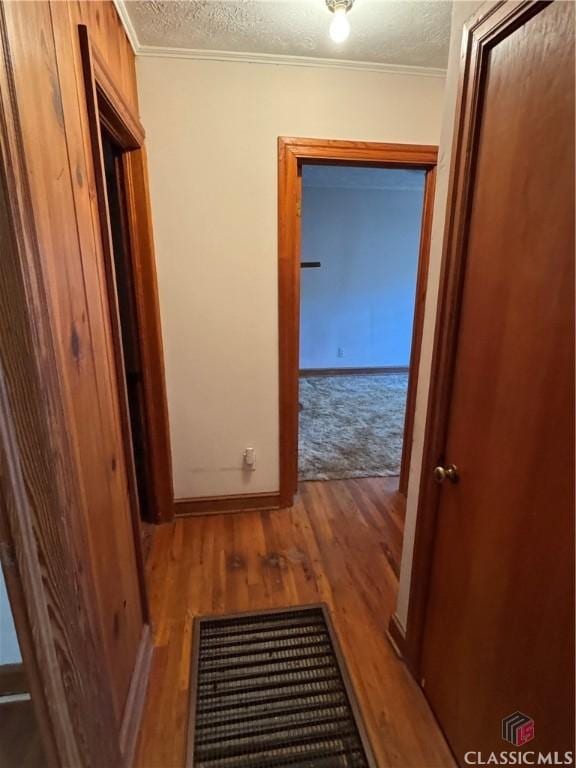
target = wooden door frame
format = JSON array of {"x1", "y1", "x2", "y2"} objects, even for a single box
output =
[
  {"x1": 278, "y1": 137, "x2": 438, "y2": 507},
  {"x1": 79, "y1": 26, "x2": 174, "y2": 525},
  {"x1": 401, "y1": 0, "x2": 544, "y2": 679}
]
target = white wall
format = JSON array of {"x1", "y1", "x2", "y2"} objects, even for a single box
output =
[
  {"x1": 396, "y1": 1, "x2": 493, "y2": 628},
  {"x1": 137, "y1": 58, "x2": 445, "y2": 498},
  {"x1": 0, "y1": 569, "x2": 21, "y2": 665},
  {"x1": 300, "y1": 172, "x2": 425, "y2": 370}
]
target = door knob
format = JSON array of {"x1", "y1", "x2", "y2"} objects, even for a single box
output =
[{"x1": 433, "y1": 464, "x2": 459, "y2": 484}]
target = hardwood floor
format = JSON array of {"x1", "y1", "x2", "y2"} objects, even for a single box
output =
[
  {"x1": 134, "y1": 477, "x2": 454, "y2": 768},
  {"x1": 0, "y1": 699, "x2": 45, "y2": 767}
]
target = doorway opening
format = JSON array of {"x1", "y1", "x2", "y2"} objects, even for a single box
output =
[
  {"x1": 78, "y1": 25, "x2": 174, "y2": 526},
  {"x1": 298, "y1": 164, "x2": 426, "y2": 483},
  {"x1": 278, "y1": 138, "x2": 437, "y2": 507},
  {"x1": 101, "y1": 129, "x2": 152, "y2": 524}
]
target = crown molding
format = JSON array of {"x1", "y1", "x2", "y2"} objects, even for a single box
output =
[
  {"x1": 112, "y1": 0, "x2": 446, "y2": 78},
  {"x1": 136, "y1": 46, "x2": 447, "y2": 77},
  {"x1": 112, "y1": 0, "x2": 140, "y2": 53}
]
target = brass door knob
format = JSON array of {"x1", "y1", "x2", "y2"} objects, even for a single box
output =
[{"x1": 433, "y1": 464, "x2": 459, "y2": 484}]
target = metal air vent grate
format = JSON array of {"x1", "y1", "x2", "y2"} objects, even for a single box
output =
[{"x1": 187, "y1": 605, "x2": 376, "y2": 768}]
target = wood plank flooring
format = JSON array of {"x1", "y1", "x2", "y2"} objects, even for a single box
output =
[
  {"x1": 0, "y1": 699, "x2": 45, "y2": 767},
  {"x1": 134, "y1": 478, "x2": 454, "y2": 768}
]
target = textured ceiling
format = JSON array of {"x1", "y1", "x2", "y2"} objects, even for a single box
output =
[
  {"x1": 303, "y1": 165, "x2": 426, "y2": 190},
  {"x1": 124, "y1": 0, "x2": 451, "y2": 69}
]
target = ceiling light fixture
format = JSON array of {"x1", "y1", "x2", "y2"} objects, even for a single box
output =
[{"x1": 326, "y1": 0, "x2": 354, "y2": 43}]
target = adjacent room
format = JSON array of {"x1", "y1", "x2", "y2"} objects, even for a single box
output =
[{"x1": 298, "y1": 164, "x2": 426, "y2": 482}]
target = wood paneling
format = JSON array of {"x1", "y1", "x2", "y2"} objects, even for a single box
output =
[
  {"x1": 278, "y1": 137, "x2": 438, "y2": 508},
  {"x1": 135, "y1": 477, "x2": 454, "y2": 768},
  {"x1": 72, "y1": 1, "x2": 139, "y2": 116},
  {"x1": 0, "y1": 4, "x2": 123, "y2": 762},
  {"x1": 0, "y1": 1, "x2": 152, "y2": 763}
]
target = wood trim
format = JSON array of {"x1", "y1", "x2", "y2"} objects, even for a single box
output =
[
  {"x1": 280, "y1": 137, "x2": 439, "y2": 166},
  {"x1": 0, "y1": 7, "x2": 122, "y2": 764},
  {"x1": 278, "y1": 137, "x2": 438, "y2": 508},
  {"x1": 398, "y1": 167, "x2": 436, "y2": 495},
  {"x1": 186, "y1": 609, "x2": 202, "y2": 768},
  {"x1": 122, "y1": 147, "x2": 174, "y2": 523},
  {"x1": 79, "y1": 29, "x2": 157, "y2": 762},
  {"x1": 278, "y1": 139, "x2": 302, "y2": 508},
  {"x1": 119, "y1": 625, "x2": 153, "y2": 767},
  {"x1": 91, "y1": 40, "x2": 144, "y2": 148},
  {"x1": 403, "y1": 0, "x2": 539, "y2": 679},
  {"x1": 78, "y1": 24, "x2": 150, "y2": 627},
  {"x1": 386, "y1": 613, "x2": 406, "y2": 659},
  {"x1": 0, "y1": 663, "x2": 27, "y2": 697},
  {"x1": 175, "y1": 492, "x2": 281, "y2": 517},
  {"x1": 300, "y1": 366, "x2": 409, "y2": 377},
  {"x1": 78, "y1": 25, "x2": 173, "y2": 526},
  {"x1": 318, "y1": 603, "x2": 378, "y2": 768}
]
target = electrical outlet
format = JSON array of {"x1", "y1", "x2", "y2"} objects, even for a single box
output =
[
  {"x1": 243, "y1": 447, "x2": 256, "y2": 471},
  {"x1": 337, "y1": 347, "x2": 344, "y2": 358}
]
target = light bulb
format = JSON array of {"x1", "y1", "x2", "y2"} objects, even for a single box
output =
[{"x1": 329, "y1": 6, "x2": 350, "y2": 43}]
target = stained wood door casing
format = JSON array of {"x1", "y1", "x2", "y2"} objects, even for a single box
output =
[
  {"x1": 421, "y1": 1, "x2": 575, "y2": 762},
  {"x1": 1, "y1": 0, "x2": 148, "y2": 745},
  {"x1": 278, "y1": 138, "x2": 438, "y2": 507},
  {"x1": 84, "y1": 35, "x2": 174, "y2": 527}
]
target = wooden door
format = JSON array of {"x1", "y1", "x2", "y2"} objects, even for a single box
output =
[{"x1": 421, "y1": 1, "x2": 575, "y2": 762}]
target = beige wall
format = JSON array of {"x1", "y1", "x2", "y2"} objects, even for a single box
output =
[
  {"x1": 137, "y1": 58, "x2": 445, "y2": 499},
  {"x1": 395, "y1": 1, "x2": 494, "y2": 628}
]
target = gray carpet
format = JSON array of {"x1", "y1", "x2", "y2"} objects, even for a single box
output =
[{"x1": 298, "y1": 373, "x2": 408, "y2": 481}]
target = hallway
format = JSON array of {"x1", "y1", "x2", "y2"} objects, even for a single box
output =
[{"x1": 135, "y1": 478, "x2": 454, "y2": 767}]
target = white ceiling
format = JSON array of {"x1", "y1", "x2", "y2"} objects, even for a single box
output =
[
  {"x1": 303, "y1": 165, "x2": 426, "y2": 190},
  {"x1": 120, "y1": 1, "x2": 451, "y2": 72}
]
